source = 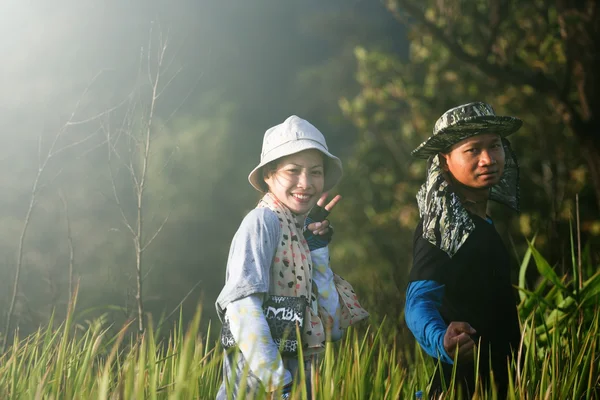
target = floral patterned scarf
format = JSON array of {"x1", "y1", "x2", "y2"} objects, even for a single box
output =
[{"x1": 258, "y1": 193, "x2": 369, "y2": 352}]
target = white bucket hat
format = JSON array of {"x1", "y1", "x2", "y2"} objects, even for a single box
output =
[{"x1": 248, "y1": 115, "x2": 343, "y2": 192}]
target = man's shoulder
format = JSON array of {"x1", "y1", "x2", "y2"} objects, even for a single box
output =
[{"x1": 412, "y1": 218, "x2": 426, "y2": 243}]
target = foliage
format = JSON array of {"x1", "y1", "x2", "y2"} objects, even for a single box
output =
[
  {"x1": 332, "y1": 0, "x2": 600, "y2": 329},
  {"x1": 383, "y1": 0, "x2": 600, "y2": 209},
  {"x1": 515, "y1": 233, "x2": 600, "y2": 400},
  {"x1": 518, "y1": 228, "x2": 600, "y2": 351}
]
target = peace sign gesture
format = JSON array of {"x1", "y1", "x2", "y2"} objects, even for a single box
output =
[{"x1": 306, "y1": 193, "x2": 342, "y2": 236}]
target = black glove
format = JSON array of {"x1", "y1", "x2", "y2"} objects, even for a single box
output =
[
  {"x1": 280, "y1": 382, "x2": 293, "y2": 399},
  {"x1": 303, "y1": 205, "x2": 334, "y2": 251},
  {"x1": 307, "y1": 203, "x2": 329, "y2": 221}
]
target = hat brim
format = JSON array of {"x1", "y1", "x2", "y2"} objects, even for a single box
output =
[
  {"x1": 248, "y1": 141, "x2": 343, "y2": 193},
  {"x1": 411, "y1": 115, "x2": 522, "y2": 159}
]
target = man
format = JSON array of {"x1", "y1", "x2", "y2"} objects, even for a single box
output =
[{"x1": 405, "y1": 102, "x2": 523, "y2": 398}]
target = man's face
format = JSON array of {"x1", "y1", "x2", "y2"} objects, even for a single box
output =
[{"x1": 441, "y1": 133, "x2": 505, "y2": 189}]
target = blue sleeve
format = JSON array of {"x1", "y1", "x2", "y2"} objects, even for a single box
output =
[{"x1": 405, "y1": 280, "x2": 454, "y2": 364}]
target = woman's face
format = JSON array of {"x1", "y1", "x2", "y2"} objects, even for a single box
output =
[{"x1": 264, "y1": 149, "x2": 325, "y2": 215}]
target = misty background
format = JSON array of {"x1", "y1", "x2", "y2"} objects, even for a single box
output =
[
  {"x1": 2, "y1": 0, "x2": 598, "y2": 341},
  {"x1": 0, "y1": 0, "x2": 407, "y2": 334}
]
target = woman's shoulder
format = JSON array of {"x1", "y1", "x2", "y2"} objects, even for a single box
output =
[{"x1": 236, "y1": 207, "x2": 281, "y2": 236}]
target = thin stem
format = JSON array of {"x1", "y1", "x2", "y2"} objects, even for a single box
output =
[
  {"x1": 576, "y1": 194, "x2": 582, "y2": 291},
  {"x1": 59, "y1": 191, "x2": 75, "y2": 302}
]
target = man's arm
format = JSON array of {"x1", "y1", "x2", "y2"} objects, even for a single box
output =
[{"x1": 405, "y1": 280, "x2": 454, "y2": 364}]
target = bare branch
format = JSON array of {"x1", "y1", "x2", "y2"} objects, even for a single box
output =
[
  {"x1": 59, "y1": 190, "x2": 75, "y2": 300},
  {"x1": 65, "y1": 87, "x2": 135, "y2": 127},
  {"x1": 105, "y1": 25, "x2": 183, "y2": 333},
  {"x1": 129, "y1": 158, "x2": 140, "y2": 192},
  {"x1": 156, "y1": 145, "x2": 179, "y2": 178},
  {"x1": 37, "y1": 166, "x2": 65, "y2": 194},
  {"x1": 164, "y1": 69, "x2": 205, "y2": 124},
  {"x1": 49, "y1": 127, "x2": 103, "y2": 158},
  {"x1": 156, "y1": 65, "x2": 183, "y2": 99},
  {"x1": 2, "y1": 154, "x2": 44, "y2": 350},
  {"x1": 158, "y1": 279, "x2": 203, "y2": 330},
  {"x1": 102, "y1": 121, "x2": 130, "y2": 171},
  {"x1": 142, "y1": 212, "x2": 170, "y2": 252},
  {"x1": 161, "y1": 35, "x2": 184, "y2": 77},
  {"x1": 115, "y1": 197, "x2": 137, "y2": 238},
  {"x1": 74, "y1": 137, "x2": 109, "y2": 160},
  {"x1": 37, "y1": 135, "x2": 43, "y2": 170},
  {"x1": 147, "y1": 24, "x2": 155, "y2": 86},
  {"x1": 138, "y1": 46, "x2": 162, "y2": 196},
  {"x1": 2, "y1": 70, "x2": 108, "y2": 348},
  {"x1": 63, "y1": 70, "x2": 108, "y2": 126},
  {"x1": 106, "y1": 130, "x2": 137, "y2": 239}
]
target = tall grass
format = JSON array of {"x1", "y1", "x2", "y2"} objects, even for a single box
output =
[
  {"x1": 0, "y1": 242, "x2": 598, "y2": 399},
  {"x1": 0, "y1": 309, "x2": 597, "y2": 399}
]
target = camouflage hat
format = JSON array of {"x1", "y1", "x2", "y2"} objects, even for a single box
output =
[{"x1": 411, "y1": 102, "x2": 522, "y2": 159}]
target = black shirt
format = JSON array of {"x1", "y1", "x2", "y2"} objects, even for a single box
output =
[{"x1": 410, "y1": 214, "x2": 521, "y2": 395}]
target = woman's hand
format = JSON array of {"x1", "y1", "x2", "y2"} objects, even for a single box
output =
[
  {"x1": 306, "y1": 193, "x2": 341, "y2": 234},
  {"x1": 280, "y1": 382, "x2": 292, "y2": 399},
  {"x1": 269, "y1": 381, "x2": 292, "y2": 399},
  {"x1": 304, "y1": 193, "x2": 341, "y2": 250}
]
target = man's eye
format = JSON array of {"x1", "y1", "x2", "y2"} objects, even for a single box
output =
[{"x1": 312, "y1": 170, "x2": 323, "y2": 176}]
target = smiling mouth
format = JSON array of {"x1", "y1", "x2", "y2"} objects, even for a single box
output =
[{"x1": 292, "y1": 193, "x2": 311, "y2": 201}]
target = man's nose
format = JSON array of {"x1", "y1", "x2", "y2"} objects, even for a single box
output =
[{"x1": 479, "y1": 150, "x2": 494, "y2": 166}]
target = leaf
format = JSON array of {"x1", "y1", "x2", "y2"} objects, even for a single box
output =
[
  {"x1": 518, "y1": 234, "x2": 536, "y2": 301},
  {"x1": 580, "y1": 270, "x2": 600, "y2": 304},
  {"x1": 529, "y1": 241, "x2": 567, "y2": 291},
  {"x1": 518, "y1": 279, "x2": 551, "y2": 318},
  {"x1": 570, "y1": 218, "x2": 578, "y2": 292}
]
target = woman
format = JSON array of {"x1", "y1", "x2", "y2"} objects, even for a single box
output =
[{"x1": 215, "y1": 115, "x2": 369, "y2": 399}]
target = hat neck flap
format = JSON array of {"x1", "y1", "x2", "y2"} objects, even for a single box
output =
[{"x1": 416, "y1": 138, "x2": 520, "y2": 257}]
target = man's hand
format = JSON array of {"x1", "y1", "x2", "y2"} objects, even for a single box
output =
[{"x1": 443, "y1": 321, "x2": 477, "y2": 363}]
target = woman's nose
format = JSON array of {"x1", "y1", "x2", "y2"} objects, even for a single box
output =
[{"x1": 297, "y1": 171, "x2": 310, "y2": 188}]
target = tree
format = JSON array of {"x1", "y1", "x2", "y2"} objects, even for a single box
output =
[
  {"x1": 1, "y1": 76, "x2": 105, "y2": 350},
  {"x1": 385, "y1": 0, "x2": 600, "y2": 211},
  {"x1": 332, "y1": 0, "x2": 598, "y2": 330},
  {"x1": 104, "y1": 28, "x2": 178, "y2": 333}
]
